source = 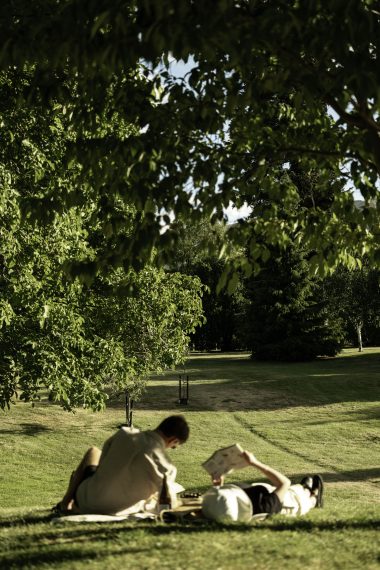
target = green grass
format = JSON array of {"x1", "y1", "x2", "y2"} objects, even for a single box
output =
[{"x1": 1, "y1": 348, "x2": 379, "y2": 569}]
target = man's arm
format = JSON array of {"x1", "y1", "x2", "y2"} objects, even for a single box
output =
[{"x1": 150, "y1": 449, "x2": 178, "y2": 505}]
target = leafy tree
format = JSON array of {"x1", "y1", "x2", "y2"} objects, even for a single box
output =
[
  {"x1": 169, "y1": 217, "x2": 226, "y2": 275},
  {"x1": 242, "y1": 163, "x2": 347, "y2": 361},
  {"x1": 0, "y1": 70, "x2": 204, "y2": 412},
  {"x1": 0, "y1": 1, "x2": 378, "y2": 279},
  {"x1": 0, "y1": 187, "x2": 204, "y2": 411},
  {"x1": 171, "y1": 217, "x2": 247, "y2": 351},
  {"x1": 245, "y1": 244, "x2": 344, "y2": 361},
  {"x1": 324, "y1": 264, "x2": 380, "y2": 351},
  {"x1": 189, "y1": 258, "x2": 247, "y2": 352}
]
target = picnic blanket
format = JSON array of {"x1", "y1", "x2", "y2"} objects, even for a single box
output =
[
  {"x1": 52, "y1": 512, "x2": 157, "y2": 523},
  {"x1": 50, "y1": 496, "x2": 270, "y2": 524},
  {"x1": 51, "y1": 498, "x2": 203, "y2": 524}
]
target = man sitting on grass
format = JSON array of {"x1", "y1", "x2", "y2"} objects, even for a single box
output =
[
  {"x1": 54, "y1": 415, "x2": 189, "y2": 516},
  {"x1": 202, "y1": 450, "x2": 324, "y2": 523}
]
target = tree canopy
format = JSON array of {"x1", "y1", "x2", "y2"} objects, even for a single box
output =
[
  {"x1": 0, "y1": 187, "x2": 204, "y2": 411},
  {"x1": 0, "y1": 1, "x2": 379, "y2": 281},
  {"x1": 0, "y1": 70, "x2": 204, "y2": 411}
]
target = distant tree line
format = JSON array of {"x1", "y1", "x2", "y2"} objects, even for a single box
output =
[{"x1": 175, "y1": 211, "x2": 379, "y2": 361}]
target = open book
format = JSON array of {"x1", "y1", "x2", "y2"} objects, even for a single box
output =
[{"x1": 202, "y1": 444, "x2": 249, "y2": 477}]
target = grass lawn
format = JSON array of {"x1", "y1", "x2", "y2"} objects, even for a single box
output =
[{"x1": 0, "y1": 348, "x2": 379, "y2": 569}]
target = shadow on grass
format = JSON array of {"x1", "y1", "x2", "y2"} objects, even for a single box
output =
[
  {"x1": 301, "y1": 406, "x2": 380, "y2": 425},
  {"x1": 316, "y1": 467, "x2": 380, "y2": 483},
  {"x1": 0, "y1": 512, "x2": 57, "y2": 529},
  {"x1": 1, "y1": 508, "x2": 379, "y2": 535},
  {"x1": 0, "y1": 544, "x2": 150, "y2": 569},
  {"x1": 235, "y1": 467, "x2": 380, "y2": 489},
  {"x1": 1, "y1": 511, "x2": 379, "y2": 568},
  {"x1": 232, "y1": 415, "x2": 380, "y2": 474},
  {"x1": 105, "y1": 351, "x2": 380, "y2": 414},
  {"x1": 0, "y1": 548, "x2": 102, "y2": 569},
  {"x1": 108, "y1": 382, "x2": 380, "y2": 415},
  {"x1": 0, "y1": 423, "x2": 52, "y2": 436},
  {"x1": 269, "y1": 468, "x2": 380, "y2": 488},
  {"x1": 145, "y1": 517, "x2": 380, "y2": 534}
]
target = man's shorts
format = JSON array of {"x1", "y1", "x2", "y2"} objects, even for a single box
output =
[{"x1": 243, "y1": 484, "x2": 282, "y2": 514}]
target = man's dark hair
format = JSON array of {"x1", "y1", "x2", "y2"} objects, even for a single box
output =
[{"x1": 157, "y1": 415, "x2": 190, "y2": 443}]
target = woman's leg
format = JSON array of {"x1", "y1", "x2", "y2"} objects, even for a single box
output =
[{"x1": 59, "y1": 446, "x2": 102, "y2": 511}]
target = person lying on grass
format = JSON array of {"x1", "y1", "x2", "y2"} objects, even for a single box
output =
[
  {"x1": 54, "y1": 415, "x2": 189, "y2": 516},
  {"x1": 202, "y1": 451, "x2": 324, "y2": 523}
]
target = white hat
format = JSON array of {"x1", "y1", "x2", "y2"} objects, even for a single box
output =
[{"x1": 202, "y1": 484, "x2": 253, "y2": 523}]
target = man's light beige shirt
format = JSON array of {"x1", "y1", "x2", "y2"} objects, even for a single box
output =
[{"x1": 76, "y1": 427, "x2": 177, "y2": 515}]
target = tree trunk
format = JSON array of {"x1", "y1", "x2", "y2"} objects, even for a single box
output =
[
  {"x1": 356, "y1": 323, "x2": 363, "y2": 352},
  {"x1": 125, "y1": 389, "x2": 134, "y2": 427}
]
